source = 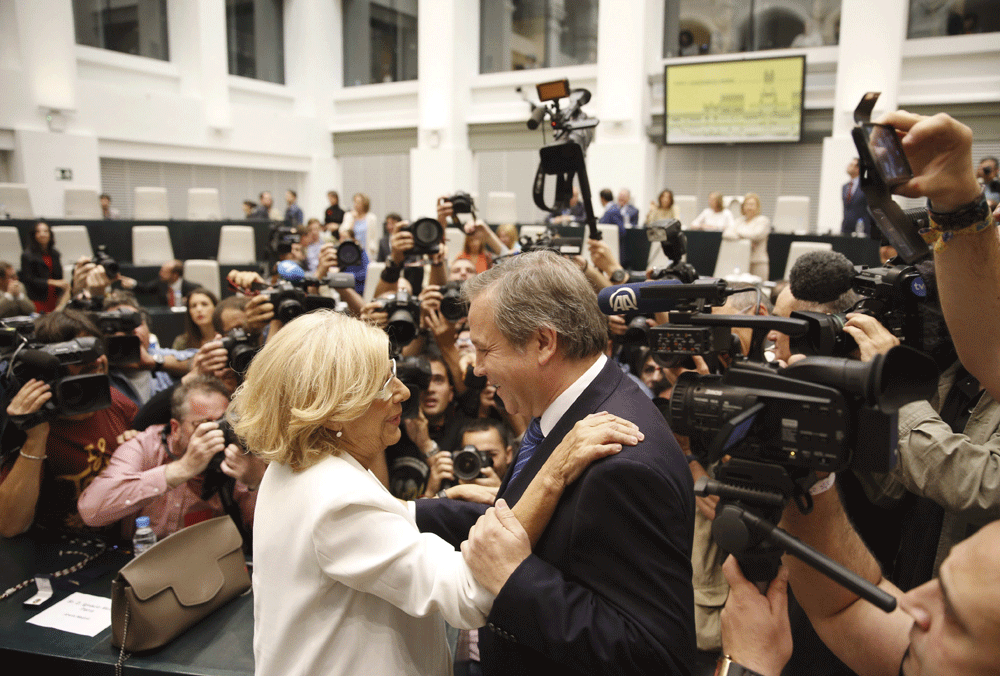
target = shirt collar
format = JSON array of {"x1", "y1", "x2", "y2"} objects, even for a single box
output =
[{"x1": 539, "y1": 353, "x2": 607, "y2": 436}]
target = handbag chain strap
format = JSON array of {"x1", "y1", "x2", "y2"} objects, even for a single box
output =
[
  {"x1": 115, "y1": 598, "x2": 131, "y2": 676},
  {"x1": 0, "y1": 539, "x2": 107, "y2": 601}
]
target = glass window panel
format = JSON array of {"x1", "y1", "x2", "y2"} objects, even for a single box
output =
[
  {"x1": 72, "y1": 0, "x2": 169, "y2": 61},
  {"x1": 481, "y1": 0, "x2": 599, "y2": 74},
  {"x1": 907, "y1": 0, "x2": 1000, "y2": 38},
  {"x1": 343, "y1": 0, "x2": 418, "y2": 87},
  {"x1": 226, "y1": 0, "x2": 285, "y2": 84},
  {"x1": 664, "y1": 0, "x2": 841, "y2": 57}
]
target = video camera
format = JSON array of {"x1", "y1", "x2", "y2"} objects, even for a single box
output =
[
  {"x1": 600, "y1": 278, "x2": 938, "y2": 611},
  {"x1": 791, "y1": 262, "x2": 928, "y2": 357},
  {"x1": 0, "y1": 316, "x2": 37, "y2": 349},
  {"x1": 266, "y1": 222, "x2": 301, "y2": 262},
  {"x1": 526, "y1": 79, "x2": 601, "y2": 241},
  {"x1": 518, "y1": 227, "x2": 583, "y2": 257}
]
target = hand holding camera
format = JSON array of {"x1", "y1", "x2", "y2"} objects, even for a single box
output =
[
  {"x1": 5, "y1": 379, "x2": 52, "y2": 437},
  {"x1": 166, "y1": 420, "x2": 225, "y2": 488},
  {"x1": 389, "y1": 219, "x2": 415, "y2": 265}
]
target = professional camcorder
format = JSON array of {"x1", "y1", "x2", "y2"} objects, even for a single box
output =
[
  {"x1": 518, "y1": 227, "x2": 583, "y2": 257},
  {"x1": 266, "y1": 222, "x2": 300, "y2": 261}
]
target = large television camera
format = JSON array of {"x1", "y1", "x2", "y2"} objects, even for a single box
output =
[
  {"x1": 600, "y1": 278, "x2": 939, "y2": 612},
  {"x1": 526, "y1": 79, "x2": 601, "y2": 241}
]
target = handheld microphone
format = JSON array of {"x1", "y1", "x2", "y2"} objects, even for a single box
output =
[
  {"x1": 596, "y1": 279, "x2": 729, "y2": 315},
  {"x1": 276, "y1": 260, "x2": 305, "y2": 283}
]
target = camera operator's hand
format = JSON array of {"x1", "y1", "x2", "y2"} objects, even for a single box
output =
[
  {"x1": 389, "y1": 219, "x2": 414, "y2": 266},
  {"x1": 6, "y1": 379, "x2": 51, "y2": 438},
  {"x1": 607, "y1": 314, "x2": 628, "y2": 337},
  {"x1": 424, "y1": 307, "x2": 457, "y2": 346},
  {"x1": 462, "y1": 499, "x2": 531, "y2": 596},
  {"x1": 419, "y1": 284, "x2": 442, "y2": 314},
  {"x1": 587, "y1": 238, "x2": 623, "y2": 278},
  {"x1": 720, "y1": 555, "x2": 793, "y2": 676},
  {"x1": 227, "y1": 270, "x2": 266, "y2": 294},
  {"x1": 245, "y1": 294, "x2": 275, "y2": 333},
  {"x1": 423, "y1": 451, "x2": 455, "y2": 497},
  {"x1": 184, "y1": 336, "x2": 228, "y2": 382},
  {"x1": 439, "y1": 483, "x2": 498, "y2": 505},
  {"x1": 85, "y1": 265, "x2": 111, "y2": 298},
  {"x1": 875, "y1": 111, "x2": 981, "y2": 212},
  {"x1": 359, "y1": 300, "x2": 388, "y2": 329},
  {"x1": 220, "y1": 443, "x2": 266, "y2": 490},
  {"x1": 165, "y1": 421, "x2": 225, "y2": 488},
  {"x1": 843, "y1": 313, "x2": 899, "y2": 363},
  {"x1": 72, "y1": 257, "x2": 94, "y2": 295},
  {"x1": 314, "y1": 242, "x2": 338, "y2": 280},
  {"x1": 688, "y1": 459, "x2": 719, "y2": 521},
  {"x1": 461, "y1": 465, "x2": 502, "y2": 488},
  {"x1": 539, "y1": 412, "x2": 641, "y2": 491},
  {"x1": 116, "y1": 429, "x2": 140, "y2": 446}
]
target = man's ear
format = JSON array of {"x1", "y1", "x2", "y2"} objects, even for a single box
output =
[
  {"x1": 535, "y1": 326, "x2": 559, "y2": 366},
  {"x1": 169, "y1": 418, "x2": 180, "y2": 438}
]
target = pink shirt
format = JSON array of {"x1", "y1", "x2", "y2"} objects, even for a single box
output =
[{"x1": 77, "y1": 424, "x2": 257, "y2": 540}]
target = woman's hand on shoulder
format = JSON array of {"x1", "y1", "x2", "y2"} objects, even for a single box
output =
[{"x1": 540, "y1": 412, "x2": 642, "y2": 491}]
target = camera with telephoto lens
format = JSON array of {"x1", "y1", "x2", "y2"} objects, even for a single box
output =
[
  {"x1": 199, "y1": 416, "x2": 243, "y2": 502},
  {"x1": 6, "y1": 336, "x2": 113, "y2": 428},
  {"x1": 790, "y1": 263, "x2": 928, "y2": 357},
  {"x1": 439, "y1": 281, "x2": 467, "y2": 322},
  {"x1": 220, "y1": 327, "x2": 259, "y2": 374},
  {"x1": 396, "y1": 355, "x2": 432, "y2": 420},
  {"x1": 91, "y1": 245, "x2": 119, "y2": 279},
  {"x1": 402, "y1": 218, "x2": 444, "y2": 256},
  {"x1": 376, "y1": 290, "x2": 422, "y2": 351},
  {"x1": 336, "y1": 240, "x2": 363, "y2": 268},
  {"x1": 447, "y1": 192, "x2": 475, "y2": 215},
  {"x1": 452, "y1": 445, "x2": 492, "y2": 481}
]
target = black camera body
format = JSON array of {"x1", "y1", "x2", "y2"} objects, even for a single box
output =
[
  {"x1": 439, "y1": 281, "x2": 467, "y2": 322},
  {"x1": 336, "y1": 240, "x2": 363, "y2": 268},
  {"x1": 402, "y1": 218, "x2": 444, "y2": 256},
  {"x1": 92, "y1": 245, "x2": 119, "y2": 278},
  {"x1": 396, "y1": 355, "x2": 432, "y2": 419},
  {"x1": 0, "y1": 316, "x2": 37, "y2": 348},
  {"x1": 267, "y1": 223, "x2": 301, "y2": 260},
  {"x1": 260, "y1": 281, "x2": 337, "y2": 324},
  {"x1": 518, "y1": 229, "x2": 583, "y2": 257},
  {"x1": 377, "y1": 291, "x2": 422, "y2": 350},
  {"x1": 90, "y1": 308, "x2": 141, "y2": 335},
  {"x1": 220, "y1": 327, "x2": 259, "y2": 374},
  {"x1": 452, "y1": 445, "x2": 492, "y2": 481},
  {"x1": 447, "y1": 192, "x2": 475, "y2": 215}
]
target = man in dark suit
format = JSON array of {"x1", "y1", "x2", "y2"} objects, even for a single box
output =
[
  {"x1": 841, "y1": 158, "x2": 873, "y2": 236},
  {"x1": 135, "y1": 260, "x2": 198, "y2": 307},
  {"x1": 416, "y1": 251, "x2": 696, "y2": 676}
]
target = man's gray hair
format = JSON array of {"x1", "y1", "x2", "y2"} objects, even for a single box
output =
[
  {"x1": 722, "y1": 282, "x2": 774, "y2": 315},
  {"x1": 462, "y1": 251, "x2": 607, "y2": 360},
  {"x1": 171, "y1": 375, "x2": 231, "y2": 423}
]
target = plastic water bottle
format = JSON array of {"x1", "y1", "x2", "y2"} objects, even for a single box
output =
[
  {"x1": 133, "y1": 516, "x2": 157, "y2": 556},
  {"x1": 854, "y1": 218, "x2": 866, "y2": 237}
]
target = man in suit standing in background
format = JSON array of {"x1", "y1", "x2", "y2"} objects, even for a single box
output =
[
  {"x1": 841, "y1": 158, "x2": 874, "y2": 236},
  {"x1": 134, "y1": 260, "x2": 198, "y2": 308},
  {"x1": 416, "y1": 251, "x2": 696, "y2": 676}
]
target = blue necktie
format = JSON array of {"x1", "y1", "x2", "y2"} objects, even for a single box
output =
[{"x1": 509, "y1": 417, "x2": 544, "y2": 485}]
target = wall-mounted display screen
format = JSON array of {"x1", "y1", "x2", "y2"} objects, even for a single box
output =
[{"x1": 664, "y1": 55, "x2": 805, "y2": 144}]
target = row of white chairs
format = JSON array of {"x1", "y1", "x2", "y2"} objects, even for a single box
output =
[
  {"x1": 0, "y1": 225, "x2": 256, "y2": 267},
  {"x1": 0, "y1": 184, "x2": 223, "y2": 220},
  {"x1": 671, "y1": 194, "x2": 811, "y2": 235}
]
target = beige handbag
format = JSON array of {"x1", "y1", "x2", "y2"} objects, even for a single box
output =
[{"x1": 110, "y1": 516, "x2": 251, "y2": 654}]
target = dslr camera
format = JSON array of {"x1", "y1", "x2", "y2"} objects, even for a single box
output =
[
  {"x1": 220, "y1": 327, "x2": 259, "y2": 374},
  {"x1": 439, "y1": 281, "x2": 468, "y2": 322},
  {"x1": 452, "y1": 445, "x2": 492, "y2": 481},
  {"x1": 261, "y1": 281, "x2": 337, "y2": 324},
  {"x1": 91, "y1": 245, "x2": 120, "y2": 278},
  {"x1": 396, "y1": 355, "x2": 432, "y2": 420},
  {"x1": 402, "y1": 218, "x2": 444, "y2": 256},
  {"x1": 376, "y1": 290, "x2": 422, "y2": 350},
  {"x1": 88, "y1": 308, "x2": 144, "y2": 364}
]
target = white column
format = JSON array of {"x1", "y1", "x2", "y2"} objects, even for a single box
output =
[
  {"x1": 409, "y1": 0, "x2": 475, "y2": 219},
  {"x1": 14, "y1": 0, "x2": 76, "y2": 112},
  {"x1": 815, "y1": 0, "x2": 908, "y2": 234},
  {"x1": 586, "y1": 0, "x2": 663, "y2": 220},
  {"x1": 169, "y1": 0, "x2": 231, "y2": 130}
]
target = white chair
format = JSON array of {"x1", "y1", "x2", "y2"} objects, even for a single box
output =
[
  {"x1": 363, "y1": 262, "x2": 385, "y2": 302},
  {"x1": 134, "y1": 187, "x2": 170, "y2": 220},
  {"x1": 445, "y1": 227, "x2": 465, "y2": 265},
  {"x1": 64, "y1": 187, "x2": 102, "y2": 219},
  {"x1": 187, "y1": 188, "x2": 222, "y2": 220},
  {"x1": 587, "y1": 224, "x2": 619, "y2": 269},
  {"x1": 712, "y1": 239, "x2": 752, "y2": 279},
  {"x1": 783, "y1": 241, "x2": 833, "y2": 280},
  {"x1": 0, "y1": 184, "x2": 33, "y2": 218},
  {"x1": 773, "y1": 196, "x2": 811, "y2": 235},
  {"x1": 183, "y1": 259, "x2": 221, "y2": 297},
  {"x1": 51, "y1": 225, "x2": 94, "y2": 262},
  {"x1": 486, "y1": 192, "x2": 518, "y2": 224},
  {"x1": 217, "y1": 226, "x2": 256, "y2": 264},
  {"x1": 673, "y1": 195, "x2": 697, "y2": 228},
  {"x1": 0, "y1": 227, "x2": 22, "y2": 259},
  {"x1": 132, "y1": 226, "x2": 174, "y2": 265}
]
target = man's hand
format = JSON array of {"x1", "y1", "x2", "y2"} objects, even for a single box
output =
[
  {"x1": 539, "y1": 412, "x2": 642, "y2": 491},
  {"x1": 360, "y1": 300, "x2": 388, "y2": 329},
  {"x1": 189, "y1": 336, "x2": 228, "y2": 378},
  {"x1": 423, "y1": 450, "x2": 454, "y2": 497},
  {"x1": 403, "y1": 409, "x2": 434, "y2": 455},
  {"x1": 437, "y1": 197, "x2": 454, "y2": 229},
  {"x1": 315, "y1": 242, "x2": 338, "y2": 280},
  {"x1": 587, "y1": 238, "x2": 623, "y2": 277},
  {"x1": 220, "y1": 444, "x2": 267, "y2": 489},
  {"x1": 227, "y1": 270, "x2": 266, "y2": 293},
  {"x1": 720, "y1": 556, "x2": 792, "y2": 676},
  {"x1": 461, "y1": 499, "x2": 531, "y2": 595},
  {"x1": 876, "y1": 111, "x2": 981, "y2": 212},
  {"x1": 8, "y1": 279, "x2": 24, "y2": 297},
  {"x1": 165, "y1": 422, "x2": 225, "y2": 488},
  {"x1": 424, "y1": 307, "x2": 457, "y2": 345},
  {"x1": 607, "y1": 314, "x2": 628, "y2": 337},
  {"x1": 116, "y1": 429, "x2": 140, "y2": 446},
  {"x1": 245, "y1": 294, "x2": 274, "y2": 333},
  {"x1": 442, "y1": 483, "x2": 498, "y2": 505},
  {"x1": 6, "y1": 379, "x2": 51, "y2": 438},
  {"x1": 389, "y1": 219, "x2": 414, "y2": 265},
  {"x1": 843, "y1": 313, "x2": 899, "y2": 363}
]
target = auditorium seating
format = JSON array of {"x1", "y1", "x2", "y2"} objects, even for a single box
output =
[
  {"x1": 0, "y1": 184, "x2": 33, "y2": 219},
  {"x1": 783, "y1": 241, "x2": 833, "y2": 280},
  {"x1": 673, "y1": 195, "x2": 698, "y2": 228},
  {"x1": 183, "y1": 259, "x2": 221, "y2": 297},
  {"x1": 51, "y1": 225, "x2": 94, "y2": 262},
  {"x1": 486, "y1": 191, "x2": 518, "y2": 224},
  {"x1": 0, "y1": 227, "x2": 22, "y2": 259},
  {"x1": 187, "y1": 188, "x2": 222, "y2": 220},
  {"x1": 132, "y1": 226, "x2": 174, "y2": 265},
  {"x1": 64, "y1": 187, "x2": 102, "y2": 219},
  {"x1": 134, "y1": 187, "x2": 170, "y2": 220},
  {"x1": 363, "y1": 262, "x2": 385, "y2": 302},
  {"x1": 217, "y1": 225, "x2": 256, "y2": 264},
  {"x1": 773, "y1": 196, "x2": 811, "y2": 235},
  {"x1": 712, "y1": 238, "x2": 752, "y2": 278}
]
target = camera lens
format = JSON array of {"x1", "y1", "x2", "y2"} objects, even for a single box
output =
[
  {"x1": 337, "y1": 241, "x2": 362, "y2": 268},
  {"x1": 452, "y1": 446, "x2": 489, "y2": 481},
  {"x1": 410, "y1": 218, "x2": 443, "y2": 248}
]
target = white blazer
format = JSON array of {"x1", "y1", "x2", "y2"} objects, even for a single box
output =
[{"x1": 253, "y1": 451, "x2": 493, "y2": 676}]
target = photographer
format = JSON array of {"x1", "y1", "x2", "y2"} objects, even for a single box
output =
[
  {"x1": 0, "y1": 310, "x2": 137, "y2": 537},
  {"x1": 374, "y1": 217, "x2": 448, "y2": 299},
  {"x1": 77, "y1": 375, "x2": 262, "y2": 539}
]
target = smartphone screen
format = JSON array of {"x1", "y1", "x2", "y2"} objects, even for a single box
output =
[{"x1": 861, "y1": 123, "x2": 913, "y2": 188}]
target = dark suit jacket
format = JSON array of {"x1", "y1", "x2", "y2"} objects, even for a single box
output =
[
  {"x1": 416, "y1": 358, "x2": 696, "y2": 676},
  {"x1": 136, "y1": 278, "x2": 200, "y2": 306},
  {"x1": 841, "y1": 181, "x2": 873, "y2": 236},
  {"x1": 20, "y1": 249, "x2": 62, "y2": 302}
]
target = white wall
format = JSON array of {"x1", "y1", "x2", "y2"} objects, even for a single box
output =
[{"x1": 0, "y1": 0, "x2": 997, "y2": 227}]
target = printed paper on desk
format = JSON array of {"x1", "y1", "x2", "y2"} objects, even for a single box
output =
[{"x1": 26, "y1": 593, "x2": 112, "y2": 636}]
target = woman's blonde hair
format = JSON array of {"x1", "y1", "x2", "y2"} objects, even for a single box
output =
[
  {"x1": 229, "y1": 310, "x2": 390, "y2": 471},
  {"x1": 742, "y1": 192, "x2": 762, "y2": 218}
]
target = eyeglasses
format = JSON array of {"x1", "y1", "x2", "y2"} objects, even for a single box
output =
[{"x1": 378, "y1": 359, "x2": 397, "y2": 399}]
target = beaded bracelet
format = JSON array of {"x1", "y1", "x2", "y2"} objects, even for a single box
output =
[{"x1": 921, "y1": 194, "x2": 995, "y2": 252}]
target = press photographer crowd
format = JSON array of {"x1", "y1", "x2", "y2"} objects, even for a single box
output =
[{"x1": 4, "y1": 90, "x2": 1000, "y2": 676}]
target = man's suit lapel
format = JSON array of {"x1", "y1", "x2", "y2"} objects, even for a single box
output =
[{"x1": 497, "y1": 359, "x2": 623, "y2": 506}]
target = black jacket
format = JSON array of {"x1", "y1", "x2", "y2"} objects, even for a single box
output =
[{"x1": 20, "y1": 248, "x2": 62, "y2": 302}]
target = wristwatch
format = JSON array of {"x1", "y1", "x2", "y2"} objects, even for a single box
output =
[
  {"x1": 151, "y1": 354, "x2": 166, "y2": 372},
  {"x1": 610, "y1": 268, "x2": 628, "y2": 284},
  {"x1": 718, "y1": 656, "x2": 767, "y2": 676}
]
